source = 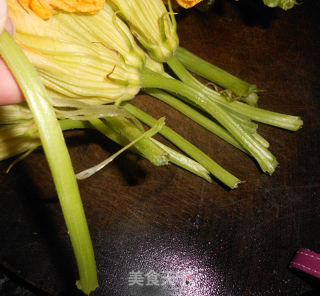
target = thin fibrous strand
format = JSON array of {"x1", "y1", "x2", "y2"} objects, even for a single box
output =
[
  {"x1": 76, "y1": 117, "x2": 165, "y2": 180},
  {"x1": 5, "y1": 144, "x2": 40, "y2": 173},
  {"x1": 91, "y1": 117, "x2": 169, "y2": 166}
]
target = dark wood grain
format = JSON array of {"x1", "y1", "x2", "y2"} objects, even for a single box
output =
[{"x1": 1, "y1": 0, "x2": 319, "y2": 295}]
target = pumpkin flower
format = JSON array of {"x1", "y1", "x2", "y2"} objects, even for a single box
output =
[
  {"x1": 8, "y1": 0, "x2": 141, "y2": 116},
  {"x1": 7, "y1": 0, "x2": 163, "y2": 115},
  {"x1": 7, "y1": 0, "x2": 243, "y2": 189}
]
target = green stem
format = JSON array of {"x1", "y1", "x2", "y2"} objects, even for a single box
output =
[
  {"x1": 59, "y1": 119, "x2": 93, "y2": 130},
  {"x1": 220, "y1": 99, "x2": 303, "y2": 131},
  {"x1": 175, "y1": 47, "x2": 259, "y2": 105},
  {"x1": 168, "y1": 54, "x2": 302, "y2": 131},
  {"x1": 150, "y1": 138, "x2": 212, "y2": 182},
  {"x1": 225, "y1": 109, "x2": 258, "y2": 134},
  {"x1": 143, "y1": 89, "x2": 246, "y2": 152},
  {"x1": 123, "y1": 103, "x2": 241, "y2": 189},
  {"x1": 141, "y1": 68, "x2": 278, "y2": 175},
  {"x1": 252, "y1": 132, "x2": 270, "y2": 148},
  {"x1": 0, "y1": 31, "x2": 98, "y2": 294}
]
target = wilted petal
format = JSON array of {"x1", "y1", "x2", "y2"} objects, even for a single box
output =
[
  {"x1": 109, "y1": 0, "x2": 179, "y2": 62},
  {"x1": 0, "y1": 114, "x2": 39, "y2": 161},
  {"x1": 0, "y1": 103, "x2": 33, "y2": 123}
]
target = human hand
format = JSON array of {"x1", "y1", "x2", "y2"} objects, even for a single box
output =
[{"x1": 0, "y1": 0, "x2": 24, "y2": 105}]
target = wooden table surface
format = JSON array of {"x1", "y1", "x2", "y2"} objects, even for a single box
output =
[{"x1": 1, "y1": 0, "x2": 319, "y2": 295}]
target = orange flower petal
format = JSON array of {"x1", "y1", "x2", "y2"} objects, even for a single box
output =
[
  {"x1": 30, "y1": 0, "x2": 52, "y2": 20},
  {"x1": 49, "y1": 0, "x2": 105, "y2": 14},
  {"x1": 14, "y1": 0, "x2": 105, "y2": 19},
  {"x1": 176, "y1": 0, "x2": 203, "y2": 8}
]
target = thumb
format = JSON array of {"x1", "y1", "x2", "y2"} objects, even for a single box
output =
[
  {"x1": 0, "y1": 0, "x2": 24, "y2": 105},
  {"x1": 0, "y1": 0, "x2": 8, "y2": 34}
]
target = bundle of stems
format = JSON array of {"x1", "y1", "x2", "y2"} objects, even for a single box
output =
[{"x1": 108, "y1": 0, "x2": 302, "y2": 176}]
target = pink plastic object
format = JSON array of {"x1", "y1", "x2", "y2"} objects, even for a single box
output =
[{"x1": 290, "y1": 248, "x2": 320, "y2": 279}]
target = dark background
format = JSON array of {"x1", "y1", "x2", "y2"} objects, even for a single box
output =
[{"x1": 1, "y1": 0, "x2": 319, "y2": 295}]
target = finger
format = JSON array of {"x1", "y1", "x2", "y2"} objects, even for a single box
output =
[
  {"x1": 0, "y1": 0, "x2": 8, "y2": 34},
  {"x1": 0, "y1": 57, "x2": 24, "y2": 106},
  {"x1": 5, "y1": 17, "x2": 15, "y2": 35},
  {"x1": 0, "y1": 4, "x2": 23, "y2": 105}
]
